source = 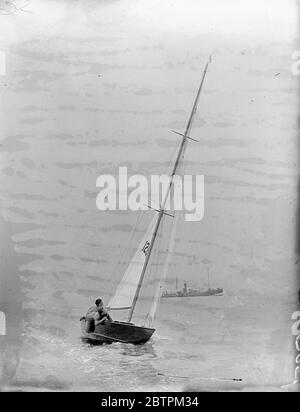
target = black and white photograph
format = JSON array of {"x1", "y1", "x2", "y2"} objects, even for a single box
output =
[{"x1": 0, "y1": 0, "x2": 300, "y2": 394}]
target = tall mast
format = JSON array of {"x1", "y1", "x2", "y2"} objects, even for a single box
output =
[{"x1": 127, "y1": 59, "x2": 211, "y2": 322}]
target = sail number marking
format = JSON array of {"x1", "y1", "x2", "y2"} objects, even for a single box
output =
[{"x1": 142, "y1": 241, "x2": 151, "y2": 256}]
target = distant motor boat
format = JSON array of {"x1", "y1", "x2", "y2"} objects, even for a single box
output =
[{"x1": 162, "y1": 282, "x2": 223, "y2": 298}]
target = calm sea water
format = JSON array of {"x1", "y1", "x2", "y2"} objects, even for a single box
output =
[{"x1": 2, "y1": 296, "x2": 294, "y2": 392}]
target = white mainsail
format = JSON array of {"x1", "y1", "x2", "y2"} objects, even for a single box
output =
[{"x1": 107, "y1": 214, "x2": 157, "y2": 311}]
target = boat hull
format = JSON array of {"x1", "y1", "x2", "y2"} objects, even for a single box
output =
[{"x1": 81, "y1": 319, "x2": 155, "y2": 344}]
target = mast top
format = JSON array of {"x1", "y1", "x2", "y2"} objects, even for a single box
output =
[{"x1": 184, "y1": 56, "x2": 211, "y2": 138}]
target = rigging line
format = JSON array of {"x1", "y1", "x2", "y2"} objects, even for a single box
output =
[
  {"x1": 148, "y1": 139, "x2": 180, "y2": 211},
  {"x1": 164, "y1": 137, "x2": 181, "y2": 176},
  {"x1": 158, "y1": 206, "x2": 180, "y2": 316},
  {"x1": 138, "y1": 214, "x2": 166, "y2": 327},
  {"x1": 144, "y1": 211, "x2": 176, "y2": 327},
  {"x1": 153, "y1": 213, "x2": 166, "y2": 277},
  {"x1": 148, "y1": 215, "x2": 167, "y2": 318},
  {"x1": 146, "y1": 214, "x2": 165, "y2": 288}
]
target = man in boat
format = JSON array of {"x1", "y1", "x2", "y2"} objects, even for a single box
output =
[{"x1": 84, "y1": 298, "x2": 112, "y2": 332}]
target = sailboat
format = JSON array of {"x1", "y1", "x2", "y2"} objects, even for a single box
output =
[{"x1": 80, "y1": 59, "x2": 211, "y2": 344}]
